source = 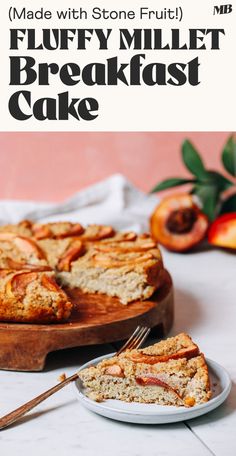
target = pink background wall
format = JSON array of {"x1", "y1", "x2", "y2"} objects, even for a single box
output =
[{"x1": 0, "y1": 132, "x2": 231, "y2": 201}]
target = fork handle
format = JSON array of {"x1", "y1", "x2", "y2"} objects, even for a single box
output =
[{"x1": 0, "y1": 373, "x2": 79, "y2": 430}]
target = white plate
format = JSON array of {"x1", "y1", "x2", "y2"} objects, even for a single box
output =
[{"x1": 74, "y1": 353, "x2": 231, "y2": 424}]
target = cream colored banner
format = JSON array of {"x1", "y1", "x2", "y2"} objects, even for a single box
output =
[{"x1": 0, "y1": 0, "x2": 235, "y2": 131}]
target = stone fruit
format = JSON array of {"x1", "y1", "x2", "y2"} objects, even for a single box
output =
[
  {"x1": 150, "y1": 194, "x2": 209, "y2": 252},
  {"x1": 208, "y1": 213, "x2": 236, "y2": 249}
]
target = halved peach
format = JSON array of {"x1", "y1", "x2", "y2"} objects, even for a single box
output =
[
  {"x1": 208, "y1": 213, "x2": 236, "y2": 249},
  {"x1": 150, "y1": 194, "x2": 209, "y2": 252}
]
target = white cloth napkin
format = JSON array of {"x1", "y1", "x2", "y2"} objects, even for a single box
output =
[{"x1": 0, "y1": 174, "x2": 159, "y2": 232}]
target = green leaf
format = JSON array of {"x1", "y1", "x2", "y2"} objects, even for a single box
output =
[
  {"x1": 182, "y1": 140, "x2": 208, "y2": 180},
  {"x1": 220, "y1": 193, "x2": 236, "y2": 214},
  {"x1": 222, "y1": 136, "x2": 236, "y2": 177},
  {"x1": 204, "y1": 171, "x2": 233, "y2": 192},
  {"x1": 150, "y1": 178, "x2": 195, "y2": 193},
  {"x1": 192, "y1": 184, "x2": 219, "y2": 221}
]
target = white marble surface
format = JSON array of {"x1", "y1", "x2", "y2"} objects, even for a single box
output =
[{"x1": 0, "y1": 247, "x2": 235, "y2": 456}]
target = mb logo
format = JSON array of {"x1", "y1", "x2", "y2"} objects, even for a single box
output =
[{"x1": 213, "y1": 4, "x2": 233, "y2": 14}]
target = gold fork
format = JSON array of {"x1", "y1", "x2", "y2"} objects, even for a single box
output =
[{"x1": 0, "y1": 325, "x2": 150, "y2": 430}]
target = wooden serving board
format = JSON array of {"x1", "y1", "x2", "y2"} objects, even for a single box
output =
[{"x1": 0, "y1": 270, "x2": 174, "y2": 371}]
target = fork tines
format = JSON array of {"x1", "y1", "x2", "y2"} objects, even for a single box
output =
[{"x1": 116, "y1": 325, "x2": 150, "y2": 356}]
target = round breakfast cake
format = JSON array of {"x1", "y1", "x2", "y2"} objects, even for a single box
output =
[{"x1": 0, "y1": 220, "x2": 165, "y2": 323}]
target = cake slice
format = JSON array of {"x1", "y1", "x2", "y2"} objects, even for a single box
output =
[
  {"x1": 58, "y1": 235, "x2": 164, "y2": 304},
  {"x1": 0, "y1": 220, "x2": 165, "y2": 307},
  {"x1": 36, "y1": 231, "x2": 164, "y2": 304},
  {"x1": 0, "y1": 269, "x2": 72, "y2": 323},
  {"x1": 79, "y1": 333, "x2": 211, "y2": 407}
]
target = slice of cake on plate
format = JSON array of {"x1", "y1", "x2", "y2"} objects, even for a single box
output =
[{"x1": 78, "y1": 333, "x2": 211, "y2": 407}]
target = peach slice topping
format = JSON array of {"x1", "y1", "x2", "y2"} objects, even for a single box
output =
[
  {"x1": 33, "y1": 223, "x2": 84, "y2": 240},
  {"x1": 96, "y1": 232, "x2": 137, "y2": 244},
  {"x1": 0, "y1": 232, "x2": 46, "y2": 259},
  {"x1": 120, "y1": 232, "x2": 137, "y2": 241},
  {"x1": 18, "y1": 219, "x2": 33, "y2": 229},
  {"x1": 0, "y1": 270, "x2": 14, "y2": 279},
  {"x1": 41, "y1": 275, "x2": 68, "y2": 300},
  {"x1": 136, "y1": 376, "x2": 172, "y2": 388},
  {"x1": 127, "y1": 346, "x2": 199, "y2": 364},
  {"x1": 6, "y1": 272, "x2": 38, "y2": 298},
  {"x1": 41, "y1": 275, "x2": 62, "y2": 293},
  {"x1": 57, "y1": 240, "x2": 84, "y2": 272},
  {"x1": 104, "y1": 364, "x2": 124, "y2": 377},
  {"x1": 94, "y1": 241, "x2": 156, "y2": 254},
  {"x1": 92, "y1": 252, "x2": 155, "y2": 268},
  {"x1": 55, "y1": 223, "x2": 84, "y2": 239},
  {"x1": 135, "y1": 376, "x2": 184, "y2": 403},
  {"x1": 14, "y1": 237, "x2": 46, "y2": 259},
  {"x1": 6, "y1": 258, "x2": 52, "y2": 272},
  {"x1": 33, "y1": 225, "x2": 52, "y2": 240},
  {"x1": 0, "y1": 232, "x2": 16, "y2": 240},
  {"x1": 83, "y1": 226, "x2": 115, "y2": 241}
]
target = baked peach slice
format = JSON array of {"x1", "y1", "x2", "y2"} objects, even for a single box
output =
[
  {"x1": 57, "y1": 240, "x2": 84, "y2": 271},
  {"x1": 150, "y1": 194, "x2": 209, "y2": 252},
  {"x1": 14, "y1": 236, "x2": 46, "y2": 259},
  {"x1": 41, "y1": 274, "x2": 63, "y2": 293},
  {"x1": 208, "y1": 213, "x2": 236, "y2": 249},
  {"x1": 32, "y1": 222, "x2": 84, "y2": 240},
  {"x1": 0, "y1": 232, "x2": 46, "y2": 259},
  {"x1": 41, "y1": 275, "x2": 71, "y2": 303},
  {"x1": 94, "y1": 240, "x2": 156, "y2": 253},
  {"x1": 0, "y1": 232, "x2": 16, "y2": 241},
  {"x1": 82, "y1": 225, "x2": 115, "y2": 241},
  {"x1": 104, "y1": 364, "x2": 124, "y2": 377},
  {"x1": 32, "y1": 225, "x2": 51, "y2": 240},
  {"x1": 127, "y1": 345, "x2": 199, "y2": 364},
  {"x1": 135, "y1": 376, "x2": 187, "y2": 404},
  {"x1": 6, "y1": 271, "x2": 38, "y2": 299},
  {"x1": 6, "y1": 258, "x2": 52, "y2": 271}
]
